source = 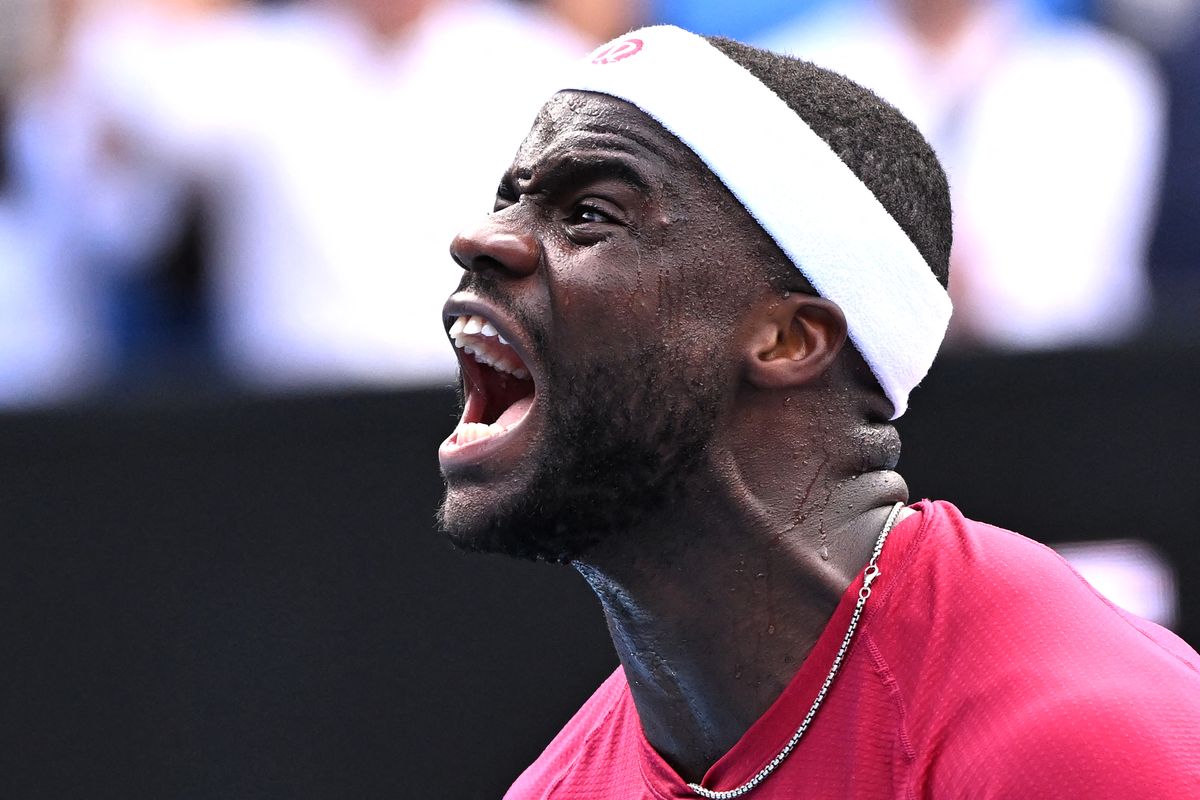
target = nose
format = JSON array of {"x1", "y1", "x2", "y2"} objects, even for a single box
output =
[{"x1": 449, "y1": 215, "x2": 541, "y2": 278}]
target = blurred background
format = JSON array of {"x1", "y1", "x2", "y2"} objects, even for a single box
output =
[{"x1": 0, "y1": 0, "x2": 1197, "y2": 797}]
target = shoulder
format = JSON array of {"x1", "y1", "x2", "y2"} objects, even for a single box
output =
[
  {"x1": 891, "y1": 500, "x2": 1099, "y2": 609},
  {"x1": 892, "y1": 502, "x2": 1200, "y2": 797},
  {"x1": 901, "y1": 501, "x2": 1199, "y2": 669},
  {"x1": 966, "y1": 684, "x2": 1200, "y2": 797}
]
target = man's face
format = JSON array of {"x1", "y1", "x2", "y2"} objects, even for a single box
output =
[{"x1": 436, "y1": 92, "x2": 762, "y2": 562}]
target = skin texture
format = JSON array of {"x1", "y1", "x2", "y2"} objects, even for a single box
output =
[{"x1": 441, "y1": 91, "x2": 913, "y2": 782}]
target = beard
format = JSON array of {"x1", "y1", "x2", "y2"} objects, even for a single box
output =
[{"x1": 437, "y1": 324, "x2": 724, "y2": 564}]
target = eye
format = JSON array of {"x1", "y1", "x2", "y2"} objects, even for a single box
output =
[
  {"x1": 566, "y1": 202, "x2": 615, "y2": 226},
  {"x1": 492, "y1": 181, "x2": 517, "y2": 213}
]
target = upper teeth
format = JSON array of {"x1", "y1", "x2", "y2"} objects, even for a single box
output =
[{"x1": 449, "y1": 314, "x2": 528, "y2": 379}]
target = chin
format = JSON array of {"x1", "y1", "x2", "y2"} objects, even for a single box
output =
[
  {"x1": 437, "y1": 480, "x2": 606, "y2": 565},
  {"x1": 437, "y1": 489, "x2": 510, "y2": 554}
]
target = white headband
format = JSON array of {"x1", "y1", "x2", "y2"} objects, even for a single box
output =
[{"x1": 561, "y1": 25, "x2": 952, "y2": 418}]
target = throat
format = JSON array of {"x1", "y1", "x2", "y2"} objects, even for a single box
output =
[
  {"x1": 571, "y1": 489, "x2": 901, "y2": 784},
  {"x1": 575, "y1": 554, "x2": 841, "y2": 784}
]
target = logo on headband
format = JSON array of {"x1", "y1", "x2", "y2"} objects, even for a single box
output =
[{"x1": 592, "y1": 38, "x2": 643, "y2": 65}]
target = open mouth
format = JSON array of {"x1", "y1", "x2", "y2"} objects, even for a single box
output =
[{"x1": 443, "y1": 311, "x2": 537, "y2": 452}]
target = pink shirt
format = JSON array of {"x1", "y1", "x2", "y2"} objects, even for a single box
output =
[{"x1": 507, "y1": 500, "x2": 1200, "y2": 798}]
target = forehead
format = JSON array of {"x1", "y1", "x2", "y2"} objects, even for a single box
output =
[{"x1": 509, "y1": 91, "x2": 702, "y2": 181}]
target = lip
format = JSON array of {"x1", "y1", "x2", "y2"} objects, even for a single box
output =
[{"x1": 438, "y1": 292, "x2": 543, "y2": 474}]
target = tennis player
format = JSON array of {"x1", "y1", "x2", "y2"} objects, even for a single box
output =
[{"x1": 437, "y1": 26, "x2": 1200, "y2": 799}]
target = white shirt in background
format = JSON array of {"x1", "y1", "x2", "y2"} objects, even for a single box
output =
[{"x1": 64, "y1": 0, "x2": 584, "y2": 389}]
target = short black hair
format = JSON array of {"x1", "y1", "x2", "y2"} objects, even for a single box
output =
[{"x1": 704, "y1": 36, "x2": 952, "y2": 289}]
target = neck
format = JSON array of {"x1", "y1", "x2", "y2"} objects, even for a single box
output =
[
  {"x1": 896, "y1": 0, "x2": 982, "y2": 53},
  {"x1": 572, "y1": 452, "x2": 909, "y2": 782},
  {"x1": 317, "y1": 0, "x2": 433, "y2": 45}
]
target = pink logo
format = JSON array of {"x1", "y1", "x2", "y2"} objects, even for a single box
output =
[{"x1": 591, "y1": 38, "x2": 643, "y2": 65}]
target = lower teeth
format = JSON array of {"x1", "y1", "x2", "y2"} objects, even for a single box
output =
[{"x1": 456, "y1": 422, "x2": 506, "y2": 444}]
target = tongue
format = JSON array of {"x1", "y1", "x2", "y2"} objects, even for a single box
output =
[{"x1": 496, "y1": 394, "x2": 534, "y2": 428}]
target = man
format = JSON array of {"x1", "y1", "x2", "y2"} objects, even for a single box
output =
[{"x1": 438, "y1": 26, "x2": 1200, "y2": 799}]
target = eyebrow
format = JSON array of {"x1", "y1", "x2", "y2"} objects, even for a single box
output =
[{"x1": 503, "y1": 150, "x2": 655, "y2": 200}]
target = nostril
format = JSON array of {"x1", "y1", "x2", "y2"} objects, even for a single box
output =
[
  {"x1": 449, "y1": 232, "x2": 480, "y2": 272},
  {"x1": 469, "y1": 255, "x2": 507, "y2": 274}
]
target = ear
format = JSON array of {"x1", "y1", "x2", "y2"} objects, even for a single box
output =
[{"x1": 742, "y1": 293, "x2": 849, "y2": 390}]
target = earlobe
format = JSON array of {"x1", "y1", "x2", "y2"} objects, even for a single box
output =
[{"x1": 743, "y1": 295, "x2": 848, "y2": 390}]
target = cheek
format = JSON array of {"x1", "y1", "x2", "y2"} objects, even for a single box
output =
[
  {"x1": 547, "y1": 238, "x2": 666, "y2": 330},
  {"x1": 661, "y1": 230, "x2": 758, "y2": 328},
  {"x1": 543, "y1": 214, "x2": 759, "y2": 363}
]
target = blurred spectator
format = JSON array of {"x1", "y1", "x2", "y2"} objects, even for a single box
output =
[
  {"x1": 1147, "y1": 30, "x2": 1200, "y2": 333},
  {"x1": 761, "y1": 0, "x2": 1165, "y2": 350},
  {"x1": 542, "y1": 0, "x2": 647, "y2": 42},
  {"x1": 649, "y1": 0, "x2": 1093, "y2": 42},
  {"x1": 27, "y1": 0, "x2": 583, "y2": 394},
  {"x1": 1095, "y1": 0, "x2": 1200, "y2": 53},
  {"x1": 1, "y1": 0, "x2": 115, "y2": 406}
]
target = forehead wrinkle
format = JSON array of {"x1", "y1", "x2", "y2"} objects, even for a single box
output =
[
  {"x1": 521, "y1": 147, "x2": 658, "y2": 195},
  {"x1": 512, "y1": 129, "x2": 661, "y2": 176},
  {"x1": 572, "y1": 111, "x2": 696, "y2": 174}
]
